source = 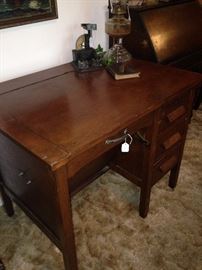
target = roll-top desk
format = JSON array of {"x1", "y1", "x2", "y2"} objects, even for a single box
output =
[
  {"x1": 0, "y1": 60, "x2": 201, "y2": 269},
  {"x1": 122, "y1": 0, "x2": 202, "y2": 107}
]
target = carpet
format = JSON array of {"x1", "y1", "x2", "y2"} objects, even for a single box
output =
[{"x1": 0, "y1": 106, "x2": 202, "y2": 270}]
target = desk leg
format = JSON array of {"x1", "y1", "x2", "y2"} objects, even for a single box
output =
[
  {"x1": 54, "y1": 166, "x2": 78, "y2": 270},
  {"x1": 139, "y1": 111, "x2": 160, "y2": 218},
  {"x1": 169, "y1": 117, "x2": 189, "y2": 189},
  {"x1": 139, "y1": 182, "x2": 152, "y2": 218},
  {"x1": 139, "y1": 142, "x2": 154, "y2": 218},
  {"x1": 169, "y1": 141, "x2": 186, "y2": 189},
  {"x1": 169, "y1": 163, "x2": 181, "y2": 189}
]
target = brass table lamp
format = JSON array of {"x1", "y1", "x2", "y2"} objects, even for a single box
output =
[{"x1": 105, "y1": 0, "x2": 140, "y2": 79}]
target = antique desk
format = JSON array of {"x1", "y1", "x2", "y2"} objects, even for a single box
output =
[{"x1": 0, "y1": 60, "x2": 201, "y2": 269}]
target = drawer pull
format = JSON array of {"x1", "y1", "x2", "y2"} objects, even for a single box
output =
[
  {"x1": 105, "y1": 134, "x2": 128, "y2": 145},
  {"x1": 167, "y1": 106, "x2": 186, "y2": 123},
  {"x1": 134, "y1": 132, "x2": 150, "y2": 146},
  {"x1": 162, "y1": 132, "x2": 182, "y2": 150},
  {"x1": 105, "y1": 130, "x2": 150, "y2": 146},
  {"x1": 18, "y1": 171, "x2": 32, "y2": 185},
  {"x1": 26, "y1": 180, "x2": 32, "y2": 185},
  {"x1": 18, "y1": 171, "x2": 25, "y2": 177},
  {"x1": 105, "y1": 129, "x2": 131, "y2": 145},
  {"x1": 159, "y1": 156, "x2": 177, "y2": 174}
]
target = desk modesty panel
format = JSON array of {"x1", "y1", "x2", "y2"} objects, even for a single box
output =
[{"x1": 0, "y1": 60, "x2": 201, "y2": 270}]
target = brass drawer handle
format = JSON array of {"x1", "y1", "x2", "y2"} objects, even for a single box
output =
[
  {"x1": 26, "y1": 180, "x2": 32, "y2": 185},
  {"x1": 105, "y1": 129, "x2": 150, "y2": 146},
  {"x1": 105, "y1": 129, "x2": 131, "y2": 145},
  {"x1": 167, "y1": 106, "x2": 186, "y2": 123},
  {"x1": 105, "y1": 134, "x2": 128, "y2": 145},
  {"x1": 162, "y1": 132, "x2": 182, "y2": 150},
  {"x1": 18, "y1": 171, "x2": 32, "y2": 185},
  {"x1": 18, "y1": 171, "x2": 25, "y2": 177},
  {"x1": 134, "y1": 132, "x2": 150, "y2": 146}
]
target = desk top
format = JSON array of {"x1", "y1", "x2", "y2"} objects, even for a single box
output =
[{"x1": 0, "y1": 60, "x2": 201, "y2": 170}]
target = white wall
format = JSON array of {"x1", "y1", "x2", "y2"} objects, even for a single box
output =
[{"x1": 0, "y1": 0, "x2": 108, "y2": 82}]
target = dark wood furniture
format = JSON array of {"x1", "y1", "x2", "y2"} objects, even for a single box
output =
[
  {"x1": 0, "y1": 60, "x2": 201, "y2": 269},
  {"x1": 122, "y1": 0, "x2": 202, "y2": 106}
]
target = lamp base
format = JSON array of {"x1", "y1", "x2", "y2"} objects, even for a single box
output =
[{"x1": 106, "y1": 64, "x2": 141, "y2": 80}]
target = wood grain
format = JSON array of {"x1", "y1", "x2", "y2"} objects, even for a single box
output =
[{"x1": 0, "y1": 60, "x2": 202, "y2": 269}]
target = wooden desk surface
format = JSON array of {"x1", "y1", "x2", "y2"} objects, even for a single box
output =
[
  {"x1": 0, "y1": 60, "x2": 201, "y2": 170},
  {"x1": 1, "y1": 60, "x2": 202, "y2": 270}
]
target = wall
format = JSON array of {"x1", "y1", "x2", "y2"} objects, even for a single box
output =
[{"x1": 0, "y1": 0, "x2": 108, "y2": 82}]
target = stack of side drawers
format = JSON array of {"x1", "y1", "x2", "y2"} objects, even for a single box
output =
[
  {"x1": 152, "y1": 90, "x2": 191, "y2": 186},
  {"x1": 112, "y1": 89, "x2": 193, "y2": 217}
]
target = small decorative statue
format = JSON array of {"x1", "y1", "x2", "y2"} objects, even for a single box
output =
[{"x1": 72, "y1": 24, "x2": 104, "y2": 72}]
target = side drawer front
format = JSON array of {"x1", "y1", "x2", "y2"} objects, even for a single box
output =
[
  {"x1": 155, "y1": 119, "x2": 187, "y2": 161},
  {"x1": 0, "y1": 133, "x2": 60, "y2": 238},
  {"x1": 160, "y1": 91, "x2": 190, "y2": 131},
  {"x1": 152, "y1": 147, "x2": 181, "y2": 186}
]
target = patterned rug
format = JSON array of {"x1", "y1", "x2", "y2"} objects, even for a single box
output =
[{"x1": 0, "y1": 106, "x2": 202, "y2": 270}]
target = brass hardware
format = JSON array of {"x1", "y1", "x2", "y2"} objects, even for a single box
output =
[
  {"x1": 105, "y1": 129, "x2": 130, "y2": 145},
  {"x1": 18, "y1": 171, "x2": 32, "y2": 185},
  {"x1": 105, "y1": 134, "x2": 128, "y2": 144},
  {"x1": 134, "y1": 132, "x2": 150, "y2": 146},
  {"x1": 26, "y1": 180, "x2": 32, "y2": 185},
  {"x1": 18, "y1": 171, "x2": 25, "y2": 177},
  {"x1": 105, "y1": 129, "x2": 149, "y2": 146}
]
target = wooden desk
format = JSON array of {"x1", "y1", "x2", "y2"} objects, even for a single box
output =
[{"x1": 0, "y1": 60, "x2": 201, "y2": 269}]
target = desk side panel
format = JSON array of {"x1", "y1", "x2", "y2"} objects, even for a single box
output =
[{"x1": 0, "y1": 132, "x2": 62, "y2": 244}]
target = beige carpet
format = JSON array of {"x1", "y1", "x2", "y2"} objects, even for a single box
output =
[{"x1": 0, "y1": 106, "x2": 202, "y2": 270}]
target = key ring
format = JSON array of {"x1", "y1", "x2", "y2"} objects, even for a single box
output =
[{"x1": 126, "y1": 133, "x2": 133, "y2": 145}]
